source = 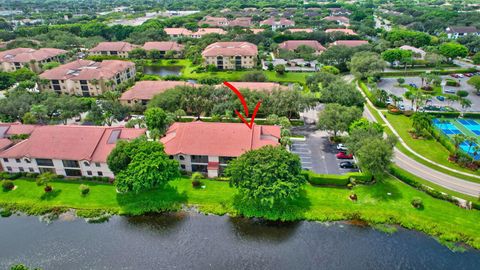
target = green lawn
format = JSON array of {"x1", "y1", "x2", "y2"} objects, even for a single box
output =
[
  {"x1": 1, "y1": 177, "x2": 480, "y2": 248},
  {"x1": 385, "y1": 114, "x2": 480, "y2": 181}
]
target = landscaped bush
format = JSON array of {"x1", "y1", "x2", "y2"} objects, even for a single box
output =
[
  {"x1": 425, "y1": 111, "x2": 460, "y2": 118},
  {"x1": 411, "y1": 197, "x2": 423, "y2": 208},
  {"x1": 462, "y1": 113, "x2": 480, "y2": 119},
  {"x1": 191, "y1": 172, "x2": 203, "y2": 188},
  {"x1": 2, "y1": 180, "x2": 14, "y2": 191},
  {"x1": 403, "y1": 110, "x2": 414, "y2": 117},
  {"x1": 456, "y1": 90, "x2": 469, "y2": 97},
  {"x1": 430, "y1": 128, "x2": 456, "y2": 153},
  {"x1": 346, "y1": 172, "x2": 373, "y2": 184},
  {"x1": 303, "y1": 171, "x2": 350, "y2": 186},
  {"x1": 446, "y1": 79, "x2": 460, "y2": 87},
  {"x1": 79, "y1": 184, "x2": 90, "y2": 195},
  {"x1": 388, "y1": 108, "x2": 402, "y2": 115}
]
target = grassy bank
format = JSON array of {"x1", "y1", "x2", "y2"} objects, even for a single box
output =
[{"x1": 1, "y1": 177, "x2": 480, "y2": 249}]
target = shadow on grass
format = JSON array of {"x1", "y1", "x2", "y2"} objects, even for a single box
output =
[
  {"x1": 232, "y1": 189, "x2": 312, "y2": 222},
  {"x1": 40, "y1": 189, "x2": 62, "y2": 201},
  {"x1": 116, "y1": 184, "x2": 188, "y2": 215},
  {"x1": 367, "y1": 180, "x2": 403, "y2": 201}
]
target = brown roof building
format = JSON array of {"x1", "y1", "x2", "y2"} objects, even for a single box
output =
[
  {"x1": 278, "y1": 40, "x2": 326, "y2": 54},
  {"x1": 120, "y1": 80, "x2": 197, "y2": 105},
  {"x1": 0, "y1": 48, "x2": 67, "y2": 73},
  {"x1": 199, "y1": 16, "x2": 229, "y2": 27},
  {"x1": 39, "y1": 59, "x2": 136, "y2": 96},
  {"x1": 89, "y1": 42, "x2": 136, "y2": 58},
  {"x1": 229, "y1": 17, "x2": 253, "y2": 27},
  {"x1": 323, "y1": 16, "x2": 350, "y2": 26},
  {"x1": 202, "y1": 42, "x2": 258, "y2": 70},
  {"x1": 260, "y1": 17, "x2": 295, "y2": 30},
  {"x1": 287, "y1": 28, "x2": 314, "y2": 33},
  {"x1": 331, "y1": 40, "x2": 369, "y2": 47},
  {"x1": 143, "y1": 42, "x2": 184, "y2": 58}
]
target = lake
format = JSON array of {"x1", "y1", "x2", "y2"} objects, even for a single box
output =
[
  {"x1": 143, "y1": 65, "x2": 183, "y2": 77},
  {"x1": 0, "y1": 213, "x2": 479, "y2": 269}
]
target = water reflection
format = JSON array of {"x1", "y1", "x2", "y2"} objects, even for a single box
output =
[
  {"x1": 229, "y1": 217, "x2": 300, "y2": 242},
  {"x1": 120, "y1": 212, "x2": 187, "y2": 235},
  {"x1": 143, "y1": 65, "x2": 183, "y2": 76}
]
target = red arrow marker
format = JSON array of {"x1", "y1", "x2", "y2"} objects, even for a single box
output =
[{"x1": 224, "y1": 81, "x2": 262, "y2": 129}]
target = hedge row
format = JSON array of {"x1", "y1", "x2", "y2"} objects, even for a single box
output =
[
  {"x1": 425, "y1": 111, "x2": 461, "y2": 118},
  {"x1": 388, "y1": 165, "x2": 462, "y2": 206},
  {"x1": 358, "y1": 81, "x2": 387, "y2": 108},
  {"x1": 380, "y1": 68, "x2": 478, "y2": 77},
  {"x1": 0, "y1": 172, "x2": 111, "y2": 183},
  {"x1": 463, "y1": 113, "x2": 480, "y2": 119},
  {"x1": 302, "y1": 171, "x2": 372, "y2": 186}
]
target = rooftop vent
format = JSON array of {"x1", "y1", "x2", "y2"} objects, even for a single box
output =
[{"x1": 107, "y1": 130, "x2": 121, "y2": 144}]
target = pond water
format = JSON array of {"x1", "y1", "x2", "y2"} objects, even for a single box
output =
[
  {"x1": 143, "y1": 65, "x2": 183, "y2": 77},
  {"x1": 0, "y1": 213, "x2": 479, "y2": 269}
]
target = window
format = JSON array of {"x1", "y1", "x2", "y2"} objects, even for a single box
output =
[
  {"x1": 65, "y1": 169, "x2": 82, "y2": 177},
  {"x1": 25, "y1": 159, "x2": 31, "y2": 163},
  {"x1": 219, "y1": 156, "x2": 234, "y2": 164},
  {"x1": 2, "y1": 158, "x2": 8, "y2": 162},
  {"x1": 180, "y1": 164, "x2": 186, "y2": 170},
  {"x1": 84, "y1": 161, "x2": 90, "y2": 167},
  {"x1": 87, "y1": 171, "x2": 92, "y2": 176},
  {"x1": 179, "y1": 155, "x2": 185, "y2": 161},
  {"x1": 19, "y1": 167, "x2": 24, "y2": 172},
  {"x1": 39, "y1": 167, "x2": 56, "y2": 174},
  {"x1": 97, "y1": 171, "x2": 103, "y2": 176},
  {"x1": 95, "y1": 162, "x2": 101, "y2": 167},
  {"x1": 6, "y1": 166, "x2": 12, "y2": 172},
  {"x1": 15, "y1": 159, "x2": 21, "y2": 163},
  {"x1": 191, "y1": 155, "x2": 208, "y2": 163},
  {"x1": 29, "y1": 168, "x2": 34, "y2": 172},
  {"x1": 191, "y1": 164, "x2": 207, "y2": 173},
  {"x1": 62, "y1": 160, "x2": 80, "y2": 168},
  {"x1": 36, "y1": 159, "x2": 54, "y2": 166}
]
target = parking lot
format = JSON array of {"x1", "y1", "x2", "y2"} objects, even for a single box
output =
[
  {"x1": 290, "y1": 128, "x2": 359, "y2": 175},
  {"x1": 377, "y1": 75, "x2": 479, "y2": 112}
]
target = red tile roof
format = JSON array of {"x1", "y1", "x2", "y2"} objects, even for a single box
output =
[
  {"x1": 278, "y1": 40, "x2": 326, "y2": 52},
  {"x1": 0, "y1": 123, "x2": 36, "y2": 136},
  {"x1": 323, "y1": 16, "x2": 350, "y2": 23},
  {"x1": 0, "y1": 139, "x2": 12, "y2": 151},
  {"x1": 89, "y1": 42, "x2": 136, "y2": 53},
  {"x1": 193, "y1": 28, "x2": 227, "y2": 36},
  {"x1": 0, "y1": 48, "x2": 67, "y2": 63},
  {"x1": 260, "y1": 17, "x2": 295, "y2": 26},
  {"x1": 143, "y1": 42, "x2": 184, "y2": 52},
  {"x1": 202, "y1": 42, "x2": 258, "y2": 57},
  {"x1": 229, "y1": 17, "x2": 253, "y2": 27},
  {"x1": 332, "y1": 40, "x2": 369, "y2": 47},
  {"x1": 120, "y1": 80, "x2": 197, "y2": 102},
  {"x1": 218, "y1": 82, "x2": 288, "y2": 92},
  {"x1": 0, "y1": 125, "x2": 145, "y2": 163},
  {"x1": 325, "y1": 28, "x2": 357, "y2": 35},
  {"x1": 251, "y1": 28, "x2": 265, "y2": 34},
  {"x1": 161, "y1": 122, "x2": 280, "y2": 157},
  {"x1": 200, "y1": 16, "x2": 229, "y2": 27},
  {"x1": 164, "y1": 28, "x2": 191, "y2": 36},
  {"x1": 40, "y1": 59, "x2": 135, "y2": 81}
]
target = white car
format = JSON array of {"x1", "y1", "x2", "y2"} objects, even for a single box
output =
[{"x1": 336, "y1": 143, "x2": 348, "y2": 151}]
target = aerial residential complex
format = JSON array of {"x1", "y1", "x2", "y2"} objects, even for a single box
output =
[
  {"x1": 0, "y1": 48, "x2": 67, "y2": 73},
  {"x1": 161, "y1": 121, "x2": 280, "y2": 178},
  {"x1": 39, "y1": 59, "x2": 136, "y2": 96},
  {"x1": 89, "y1": 41, "x2": 136, "y2": 58},
  {"x1": 0, "y1": 125, "x2": 145, "y2": 177},
  {"x1": 202, "y1": 41, "x2": 258, "y2": 70},
  {"x1": 120, "y1": 80, "x2": 197, "y2": 105}
]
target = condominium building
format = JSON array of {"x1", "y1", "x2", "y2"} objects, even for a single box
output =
[
  {"x1": 161, "y1": 122, "x2": 280, "y2": 178},
  {"x1": 120, "y1": 80, "x2": 197, "y2": 105},
  {"x1": 39, "y1": 59, "x2": 136, "y2": 96},
  {"x1": 202, "y1": 42, "x2": 258, "y2": 70},
  {"x1": 89, "y1": 42, "x2": 136, "y2": 58},
  {"x1": 0, "y1": 48, "x2": 67, "y2": 73}
]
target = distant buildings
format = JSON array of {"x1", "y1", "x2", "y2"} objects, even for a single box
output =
[
  {"x1": 0, "y1": 125, "x2": 145, "y2": 178},
  {"x1": 0, "y1": 48, "x2": 67, "y2": 73},
  {"x1": 399, "y1": 45, "x2": 426, "y2": 60},
  {"x1": 89, "y1": 42, "x2": 136, "y2": 58},
  {"x1": 39, "y1": 60, "x2": 135, "y2": 96},
  {"x1": 278, "y1": 40, "x2": 326, "y2": 54},
  {"x1": 331, "y1": 40, "x2": 369, "y2": 47},
  {"x1": 202, "y1": 42, "x2": 258, "y2": 70},
  {"x1": 161, "y1": 122, "x2": 280, "y2": 177},
  {"x1": 328, "y1": 8, "x2": 352, "y2": 16},
  {"x1": 142, "y1": 42, "x2": 184, "y2": 57},
  {"x1": 164, "y1": 28, "x2": 227, "y2": 39},
  {"x1": 198, "y1": 16, "x2": 253, "y2": 28},
  {"x1": 287, "y1": 28, "x2": 314, "y2": 33},
  {"x1": 229, "y1": 17, "x2": 253, "y2": 27},
  {"x1": 325, "y1": 28, "x2": 357, "y2": 35},
  {"x1": 260, "y1": 17, "x2": 295, "y2": 30},
  {"x1": 445, "y1": 26, "x2": 479, "y2": 39},
  {"x1": 323, "y1": 16, "x2": 350, "y2": 26},
  {"x1": 120, "y1": 80, "x2": 196, "y2": 106}
]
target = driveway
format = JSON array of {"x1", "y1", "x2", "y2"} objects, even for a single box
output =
[
  {"x1": 291, "y1": 126, "x2": 358, "y2": 175},
  {"x1": 377, "y1": 76, "x2": 479, "y2": 111}
]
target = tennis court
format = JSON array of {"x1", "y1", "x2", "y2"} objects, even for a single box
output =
[
  {"x1": 433, "y1": 119, "x2": 463, "y2": 135},
  {"x1": 434, "y1": 118, "x2": 480, "y2": 160},
  {"x1": 457, "y1": 119, "x2": 480, "y2": 136}
]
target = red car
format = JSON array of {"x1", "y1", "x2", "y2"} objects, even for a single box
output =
[{"x1": 336, "y1": 152, "x2": 353, "y2": 159}]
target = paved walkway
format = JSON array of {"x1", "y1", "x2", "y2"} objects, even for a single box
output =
[{"x1": 356, "y1": 79, "x2": 480, "y2": 197}]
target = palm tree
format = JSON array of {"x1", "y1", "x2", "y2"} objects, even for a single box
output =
[
  {"x1": 466, "y1": 136, "x2": 478, "y2": 157},
  {"x1": 452, "y1": 134, "x2": 467, "y2": 158},
  {"x1": 460, "y1": 98, "x2": 472, "y2": 114},
  {"x1": 471, "y1": 145, "x2": 480, "y2": 164},
  {"x1": 103, "y1": 91, "x2": 120, "y2": 102}
]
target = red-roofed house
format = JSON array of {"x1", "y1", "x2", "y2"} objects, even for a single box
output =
[
  {"x1": 202, "y1": 42, "x2": 258, "y2": 70},
  {"x1": 278, "y1": 40, "x2": 326, "y2": 54},
  {"x1": 323, "y1": 16, "x2": 350, "y2": 26},
  {"x1": 0, "y1": 125, "x2": 145, "y2": 178},
  {"x1": 120, "y1": 80, "x2": 197, "y2": 105},
  {"x1": 325, "y1": 28, "x2": 357, "y2": 35},
  {"x1": 229, "y1": 17, "x2": 253, "y2": 27},
  {"x1": 331, "y1": 40, "x2": 369, "y2": 47},
  {"x1": 39, "y1": 59, "x2": 136, "y2": 96},
  {"x1": 199, "y1": 16, "x2": 229, "y2": 27},
  {"x1": 142, "y1": 42, "x2": 184, "y2": 58},
  {"x1": 160, "y1": 122, "x2": 280, "y2": 177},
  {"x1": 89, "y1": 42, "x2": 137, "y2": 58},
  {"x1": 190, "y1": 28, "x2": 228, "y2": 38},
  {"x1": 164, "y1": 28, "x2": 227, "y2": 39},
  {"x1": 260, "y1": 17, "x2": 295, "y2": 30},
  {"x1": 0, "y1": 48, "x2": 67, "y2": 73}
]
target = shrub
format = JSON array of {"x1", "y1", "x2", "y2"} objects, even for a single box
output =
[
  {"x1": 456, "y1": 90, "x2": 469, "y2": 98},
  {"x1": 191, "y1": 172, "x2": 203, "y2": 188},
  {"x1": 397, "y1": 78, "x2": 405, "y2": 84},
  {"x1": 79, "y1": 184, "x2": 90, "y2": 195},
  {"x1": 403, "y1": 110, "x2": 414, "y2": 117},
  {"x1": 2, "y1": 180, "x2": 14, "y2": 191},
  {"x1": 304, "y1": 171, "x2": 350, "y2": 186},
  {"x1": 347, "y1": 172, "x2": 373, "y2": 184},
  {"x1": 411, "y1": 197, "x2": 423, "y2": 208},
  {"x1": 445, "y1": 79, "x2": 460, "y2": 87}
]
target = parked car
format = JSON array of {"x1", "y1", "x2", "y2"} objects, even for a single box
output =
[
  {"x1": 444, "y1": 89, "x2": 455, "y2": 94},
  {"x1": 450, "y1": 74, "x2": 459, "y2": 78},
  {"x1": 336, "y1": 152, "x2": 353, "y2": 159},
  {"x1": 336, "y1": 144, "x2": 348, "y2": 151},
  {"x1": 436, "y1": 96, "x2": 445, "y2": 101},
  {"x1": 399, "y1": 104, "x2": 405, "y2": 110},
  {"x1": 457, "y1": 74, "x2": 464, "y2": 78},
  {"x1": 339, "y1": 161, "x2": 356, "y2": 169},
  {"x1": 464, "y1": 73, "x2": 474, "y2": 77}
]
